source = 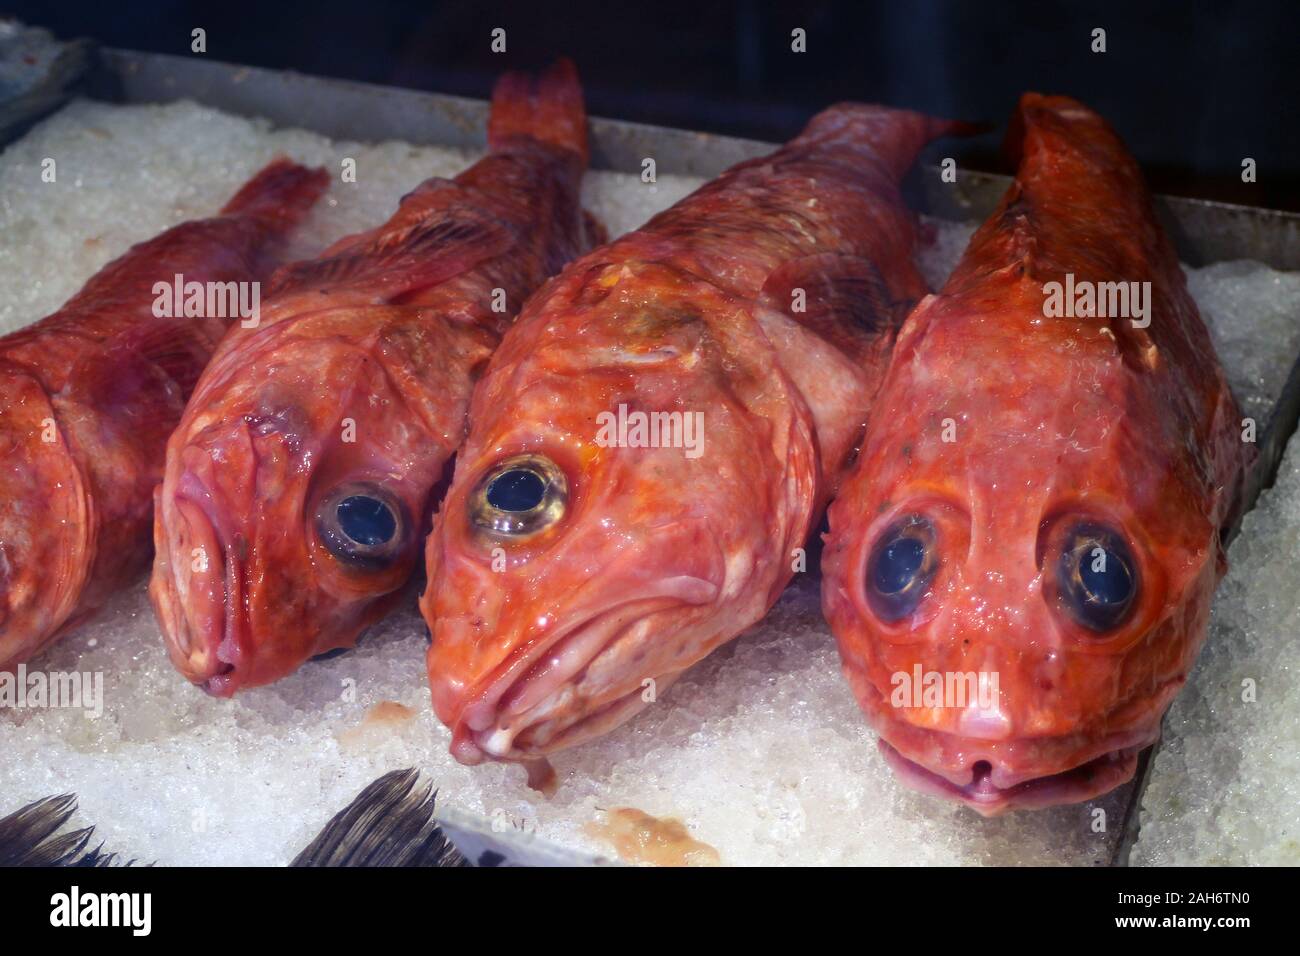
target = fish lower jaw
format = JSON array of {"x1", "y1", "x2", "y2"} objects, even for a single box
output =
[
  {"x1": 457, "y1": 676, "x2": 661, "y2": 764},
  {"x1": 446, "y1": 596, "x2": 694, "y2": 764},
  {"x1": 159, "y1": 589, "x2": 238, "y2": 695},
  {"x1": 878, "y1": 737, "x2": 1150, "y2": 816},
  {"x1": 157, "y1": 491, "x2": 237, "y2": 687}
]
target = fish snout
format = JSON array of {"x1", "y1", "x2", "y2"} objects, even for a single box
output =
[
  {"x1": 150, "y1": 478, "x2": 241, "y2": 695},
  {"x1": 424, "y1": 490, "x2": 732, "y2": 764},
  {"x1": 873, "y1": 717, "x2": 1158, "y2": 815},
  {"x1": 154, "y1": 455, "x2": 372, "y2": 694},
  {"x1": 431, "y1": 559, "x2": 721, "y2": 765}
]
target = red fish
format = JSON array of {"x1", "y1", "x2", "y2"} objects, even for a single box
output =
[
  {"x1": 149, "y1": 61, "x2": 599, "y2": 695},
  {"x1": 421, "y1": 104, "x2": 965, "y2": 765},
  {"x1": 821, "y1": 94, "x2": 1250, "y2": 815},
  {"x1": 0, "y1": 159, "x2": 328, "y2": 670}
]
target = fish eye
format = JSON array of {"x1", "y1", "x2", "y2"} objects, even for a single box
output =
[
  {"x1": 866, "y1": 514, "x2": 937, "y2": 622},
  {"x1": 1055, "y1": 522, "x2": 1137, "y2": 632},
  {"x1": 316, "y1": 482, "x2": 407, "y2": 568},
  {"x1": 470, "y1": 454, "x2": 567, "y2": 538}
]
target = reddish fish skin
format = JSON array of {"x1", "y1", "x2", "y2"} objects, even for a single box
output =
[
  {"x1": 0, "y1": 160, "x2": 328, "y2": 670},
  {"x1": 422, "y1": 104, "x2": 964, "y2": 765},
  {"x1": 822, "y1": 94, "x2": 1250, "y2": 815},
  {"x1": 149, "y1": 61, "x2": 599, "y2": 695}
]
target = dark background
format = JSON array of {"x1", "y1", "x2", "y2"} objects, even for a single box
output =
[{"x1": 7, "y1": 0, "x2": 1298, "y2": 209}]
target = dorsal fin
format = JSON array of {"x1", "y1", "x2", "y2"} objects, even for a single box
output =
[{"x1": 268, "y1": 200, "x2": 514, "y2": 302}]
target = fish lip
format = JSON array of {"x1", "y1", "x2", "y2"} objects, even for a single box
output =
[
  {"x1": 877, "y1": 734, "x2": 1152, "y2": 815},
  {"x1": 447, "y1": 577, "x2": 718, "y2": 764}
]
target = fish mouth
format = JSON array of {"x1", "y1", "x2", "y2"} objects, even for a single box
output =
[
  {"x1": 445, "y1": 576, "x2": 717, "y2": 764},
  {"x1": 878, "y1": 736, "x2": 1151, "y2": 815},
  {"x1": 151, "y1": 476, "x2": 244, "y2": 696}
]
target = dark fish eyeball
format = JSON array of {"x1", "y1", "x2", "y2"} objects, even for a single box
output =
[
  {"x1": 1055, "y1": 522, "x2": 1138, "y2": 632},
  {"x1": 470, "y1": 454, "x2": 567, "y2": 538},
  {"x1": 866, "y1": 514, "x2": 937, "y2": 622},
  {"x1": 487, "y1": 468, "x2": 546, "y2": 512},
  {"x1": 316, "y1": 482, "x2": 407, "y2": 568}
]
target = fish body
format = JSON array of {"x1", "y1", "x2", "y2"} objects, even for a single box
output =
[
  {"x1": 821, "y1": 94, "x2": 1249, "y2": 815},
  {"x1": 0, "y1": 159, "x2": 328, "y2": 669},
  {"x1": 149, "y1": 62, "x2": 598, "y2": 695},
  {"x1": 422, "y1": 104, "x2": 963, "y2": 764}
]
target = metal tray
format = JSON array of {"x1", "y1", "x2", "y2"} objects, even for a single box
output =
[{"x1": 10, "y1": 44, "x2": 1300, "y2": 866}]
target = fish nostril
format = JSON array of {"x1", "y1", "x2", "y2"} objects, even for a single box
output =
[{"x1": 971, "y1": 760, "x2": 993, "y2": 783}]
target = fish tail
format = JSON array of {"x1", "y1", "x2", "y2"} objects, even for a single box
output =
[
  {"x1": 487, "y1": 58, "x2": 589, "y2": 165},
  {"x1": 996, "y1": 93, "x2": 1162, "y2": 268},
  {"x1": 1002, "y1": 93, "x2": 1131, "y2": 176},
  {"x1": 219, "y1": 157, "x2": 331, "y2": 232},
  {"x1": 802, "y1": 103, "x2": 983, "y2": 180}
]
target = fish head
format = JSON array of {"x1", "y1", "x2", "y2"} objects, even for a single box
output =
[
  {"x1": 823, "y1": 288, "x2": 1226, "y2": 814},
  {"x1": 0, "y1": 363, "x2": 94, "y2": 667},
  {"x1": 424, "y1": 262, "x2": 810, "y2": 763},
  {"x1": 151, "y1": 307, "x2": 485, "y2": 694}
]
